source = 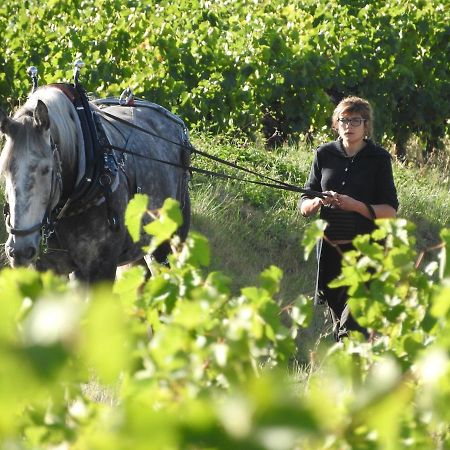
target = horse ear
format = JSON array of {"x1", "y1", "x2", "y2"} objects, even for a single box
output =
[
  {"x1": 0, "y1": 108, "x2": 14, "y2": 135},
  {"x1": 33, "y1": 100, "x2": 50, "y2": 131}
]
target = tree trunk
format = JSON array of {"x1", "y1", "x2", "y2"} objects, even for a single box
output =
[{"x1": 394, "y1": 130, "x2": 409, "y2": 161}]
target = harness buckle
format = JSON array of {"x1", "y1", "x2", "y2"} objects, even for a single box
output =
[
  {"x1": 99, "y1": 173, "x2": 112, "y2": 187},
  {"x1": 41, "y1": 219, "x2": 55, "y2": 251},
  {"x1": 119, "y1": 87, "x2": 134, "y2": 106}
]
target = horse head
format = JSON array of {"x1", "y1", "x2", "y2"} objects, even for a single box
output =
[{"x1": 0, "y1": 99, "x2": 61, "y2": 267}]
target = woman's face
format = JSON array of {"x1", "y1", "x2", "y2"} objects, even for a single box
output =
[{"x1": 337, "y1": 112, "x2": 366, "y2": 147}]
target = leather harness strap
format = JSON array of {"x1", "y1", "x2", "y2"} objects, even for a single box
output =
[{"x1": 48, "y1": 83, "x2": 119, "y2": 230}]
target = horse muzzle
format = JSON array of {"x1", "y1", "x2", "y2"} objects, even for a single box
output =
[{"x1": 5, "y1": 237, "x2": 39, "y2": 268}]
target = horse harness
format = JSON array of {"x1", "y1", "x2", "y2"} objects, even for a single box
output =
[{"x1": 49, "y1": 83, "x2": 121, "y2": 230}]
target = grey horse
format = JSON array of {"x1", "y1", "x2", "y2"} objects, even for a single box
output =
[{"x1": 0, "y1": 85, "x2": 190, "y2": 282}]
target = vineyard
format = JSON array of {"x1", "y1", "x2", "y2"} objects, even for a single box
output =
[
  {"x1": 0, "y1": 0, "x2": 449, "y2": 158},
  {"x1": 1, "y1": 0, "x2": 450, "y2": 449}
]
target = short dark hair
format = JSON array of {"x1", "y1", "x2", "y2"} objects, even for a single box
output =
[{"x1": 332, "y1": 96, "x2": 374, "y2": 138}]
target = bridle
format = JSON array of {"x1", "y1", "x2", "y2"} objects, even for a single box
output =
[
  {"x1": 3, "y1": 83, "x2": 123, "y2": 246},
  {"x1": 3, "y1": 204, "x2": 43, "y2": 236},
  {"x1": 3, "y1": 137, "x2": 63, "y2": 240}
]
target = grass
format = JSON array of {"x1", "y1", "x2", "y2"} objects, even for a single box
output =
[
  {"x1": 190, "y1": 179, "x2": 316, "y2": 299},
  {"x1": 189, "y1": 134, "x2": 321, "y2": 297},
  {"x1": 394, "y1": 162, "x2": 450, "y2": 246},
  {"x1": 0, "y1": 132, "x2": 449, "y2": 354}
]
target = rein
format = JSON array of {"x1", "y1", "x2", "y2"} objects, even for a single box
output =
[
  {"x1": 104, "y1": 143, "x2": 322, "y2": 196},
  {"x1": 4, "y1": 92, "x2": 325, "y2": 242},
  {"x1": 98, "y1": 110, "x2": 326, "y2": 199}
]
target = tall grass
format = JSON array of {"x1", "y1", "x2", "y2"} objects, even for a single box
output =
[
  {"x1": 394, "y1": 162, "x2": 450, "y2": 248},
  {"x1": 0, "y1": 132, "x2": 449, "y2": 296},
  {"x1": 189, "y1": 133, "x2": 318, "y2": 299},
  {"x1": 190, "y1": 179, "x2": 316, "y2": 300}
]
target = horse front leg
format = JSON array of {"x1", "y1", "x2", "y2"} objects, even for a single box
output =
[{"x1": 71, "y1": 244, "x2": 120, "y2": 284}]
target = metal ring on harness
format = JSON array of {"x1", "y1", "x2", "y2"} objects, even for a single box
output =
[{"x1": 99, "y1": 173, "x2": 112, "y2": 187}]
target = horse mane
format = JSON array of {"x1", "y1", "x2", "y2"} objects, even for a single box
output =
[
  {"x1": 0, "y1": 87, "x2": 84, "y2": 179},
  {"x1": 19, "y1": 87, "x2": 80, "y2": 149}
]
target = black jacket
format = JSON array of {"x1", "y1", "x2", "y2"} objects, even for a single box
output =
[{"x1": 300, "y1": 139, "x2": 399, "y2": 240}]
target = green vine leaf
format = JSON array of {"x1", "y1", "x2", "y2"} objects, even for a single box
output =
[
  {"x1": 301, "y1": 219, "x2": 327, "y2": 260},
  {"x1": 125, "y1": 193, "x2": 149, "y2": 242}
]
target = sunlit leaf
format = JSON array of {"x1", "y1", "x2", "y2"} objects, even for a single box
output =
[
  {"x1": 289, "y1": 295, "x2": 313, "y2": 328},
  {"x1": 144, "y1": 198, "x2": 182, "y2": 251},
  {"x1": 180, "y1": 232, "x2": 211, "y2": 267},
  {"x1": 259, "y1": 265, "x2": 283, "y2": 296},
  {"x1": 125, "y1": 193, "x2": 149, "y2": 242},
  {"x1": 81, "y1": 287, "x2": 131, "y2": 384},
  {"x1": 301, "y1": 220, "x2": 327, "y2": 260},
  {"x1": 439, "y1": 229, "x2": 450, "y2": 279}
]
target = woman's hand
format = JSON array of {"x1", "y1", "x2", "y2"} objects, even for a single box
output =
[
  {"x1": 300, "y1": 197, "x2": 322, "y2": 216},
  {"x1": 301, "y1": 191, "x2": 355, "y2": 217},
  {"x1": 321, "y1": 191, "x2": 340, "y2": 208},
  {"x1": 333, "y1": 193, "x2": 357, "y2": 211},
  {"x1": 333, "y1": 194, "x2": 396, "y2": 219},
  {"x1": 300, "y1": 192, "x2": 338, "y2": 216}
]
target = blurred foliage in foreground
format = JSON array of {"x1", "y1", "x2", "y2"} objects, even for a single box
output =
[{"x1": 0, "y1": 197, "x2": 450, "y2": 449}]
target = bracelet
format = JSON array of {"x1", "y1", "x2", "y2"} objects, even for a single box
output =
[{"x1": 365, "y1": 203, "x2": 376, "y2": 220}]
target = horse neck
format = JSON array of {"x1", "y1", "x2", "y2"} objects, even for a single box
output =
[{"x1": 43, "y1": 90, "x2": 84, "y2": 196}]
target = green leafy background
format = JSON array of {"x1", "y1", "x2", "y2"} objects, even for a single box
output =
[{"x1": 1, "y1": 0, "x2": 449, "y2": 159}]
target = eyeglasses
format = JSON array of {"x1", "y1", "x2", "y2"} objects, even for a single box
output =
[{"x1": 337, "y1": 117, "x2": 366, "y2": 127}]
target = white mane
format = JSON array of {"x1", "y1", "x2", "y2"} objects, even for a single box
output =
[
  {"x1": 0, "y1": 87, "x2": 85, "y2": 184},
  {"x1": 22, "y1": 87, "x2": 85, "y2": 185}
]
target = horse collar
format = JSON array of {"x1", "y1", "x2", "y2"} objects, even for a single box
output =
[{"x1": 49, "y1": 83, "x2": 119, "y2": 229}]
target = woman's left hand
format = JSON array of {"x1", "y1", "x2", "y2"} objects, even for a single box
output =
[{"x1": 335, "y1": 194, "x2": 358, "y2": 212}]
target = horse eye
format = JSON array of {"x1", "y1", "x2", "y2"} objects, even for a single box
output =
[{"x1": 41, "y1": 166, "x2": 50, "y2": 176}]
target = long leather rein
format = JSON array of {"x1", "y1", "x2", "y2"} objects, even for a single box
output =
[
  {"x1": 5, "y1": 99, "x2": 326, "y2": 240},
  {"x1": 98, "y1": 109, "x2": 326, "y2": 198}
]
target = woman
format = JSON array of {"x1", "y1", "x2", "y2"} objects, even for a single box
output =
[{"x1": 300, "y1": 96, "x2": 398, "y2": 341}]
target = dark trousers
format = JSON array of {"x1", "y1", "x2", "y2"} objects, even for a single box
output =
[{"x1": 316, "y1": 239, "x2": 369, "y2": 341}]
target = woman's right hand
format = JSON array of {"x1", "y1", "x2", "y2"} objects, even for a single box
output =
[{"x1": 301, "y1": 191, "x2": 339, "y2": 217}]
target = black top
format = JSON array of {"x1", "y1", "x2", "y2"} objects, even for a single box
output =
[{"x1": 300, "y1": 139, "x2": 399, "y2": 240}]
